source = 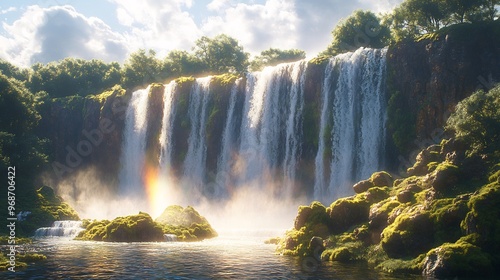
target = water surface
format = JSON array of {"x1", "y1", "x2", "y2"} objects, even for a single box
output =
[{"x1": 3, "y1": 231, "x2": 423, "y2": 279}]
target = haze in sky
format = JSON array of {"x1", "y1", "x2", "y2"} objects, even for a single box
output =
[{"x1": 0, "y1": 0, "x2": 403, "y2": 67}]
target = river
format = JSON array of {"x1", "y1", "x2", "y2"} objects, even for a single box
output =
[{"x1": 2, "y1": 231, "x2": 424, "y2": 279}]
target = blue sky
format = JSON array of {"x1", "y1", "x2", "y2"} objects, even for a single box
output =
[{"x1": 0, "y1": 0, "x2": 403, "y2": 67}]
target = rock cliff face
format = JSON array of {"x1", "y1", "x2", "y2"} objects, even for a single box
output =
[
  {"x1": 39, "y1": 89, "x2": 128, "y2": 187},
  {"x1": 386, "y1": 22, "x2": 500, "y2": 160}
]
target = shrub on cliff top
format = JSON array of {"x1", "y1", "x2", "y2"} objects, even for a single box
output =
[{"x1": 446, "y1": 84, "x2": 500, "y2": 161}]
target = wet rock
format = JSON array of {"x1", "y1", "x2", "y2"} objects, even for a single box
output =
[
  {"x1": 353, "y1": 179, "x2": 373, "y2": 194},
  {"x1": 371, "y1": 171, "x2": 394, "y2": 187},
  {"x1": 422, "y1": 242, "x2": 492, "y2": 278}
]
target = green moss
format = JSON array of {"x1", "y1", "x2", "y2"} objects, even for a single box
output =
[
  {"x1": 155, "y1": 205, "x2": 217, "y2": 241},
  {"x1": 175, "y1": 76, "x2": 196, "y2": 84},
  {"x1": 89, "y1": 85, "x2": 126, "y2": 103},
  {"x1": 327, "y1": 195, "x2": 370, "y2": 234},
  {"x1": 427, "y1": 162, "x2": 439, "y2": 173},
  {"x1": 17, "y1": 253, "x2": 47, "y2": 262},
  {"x1": 423, "y1": 241, "x2": 492, "y2": 278},
  {"x1": 428, "y1": 197, "x2": 469, "y2": 244},
  {"x1": 308, "y1": 55, "x2": 330, "y2": 65},
  {"x1": 0, "y1": 252, "x2": 45, "y2": 271},
  {"x1": 77, "y1": 212, "x2": 164, "y2": 242},
  {"x1": 377, "y1": 254, "x2": 425, "y2": 274},
  {"x1": 381, "y1": 207, "x2": 434, "y2": 258},
  {"x1": 462, "y1": 182, "x2": 500, "y2": 253},
  {"x1": 211, "y1": 73, "x2": 239, "y2": 86},
  {"x1": 0, "y1": 236, "x2": 32, "y2": 245}
]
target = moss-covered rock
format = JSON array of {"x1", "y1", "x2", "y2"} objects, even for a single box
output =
[
  {"x1": 327, "y1": 195, "x2": 370, "y2": 234},
  {"x1": 424, "y1": 162, "x2": 460, "y2": 193},
  {"x1": 155, "y1": 205, "x2": 217, "y2": 242},
  {"x1": 18, "y1": 186, "x2": 80, "y2": 236},
  {"x1": 422, "y1": 241, "x2": 492, "y2": 278},
  {"x1": 77, "y1": 212, "x2": 164, "y2": 242},
  {"x1": 370, "y1": 171, "x2": 394, "y2": 187},
  {"x1": 381, "y1": 207, "x2": 434, "y2": 258},
  {"x1": 294, "y1": 202, "x2": 329, "y2": 235},
  {"x1": 353, "y1": 179, "x2": 373, "y2": 194}
]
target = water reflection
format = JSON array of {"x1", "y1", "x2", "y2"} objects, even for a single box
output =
[{"x1": 2, "y1": 231, "x2": 424, "y2": 279}]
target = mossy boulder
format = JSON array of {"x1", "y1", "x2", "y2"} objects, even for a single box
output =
[
  {"x1": 407, "y1": 145, "x2": 443, "y2": 176},
  {"x1": 294, "y1": 202, "x2": 330, "y2": 236},
  {"x1": 18, "y1": 186, "x2": 80, "y2": 236},
  {"x1": 381, "y1": 208, "x2": 434, "y2": 258},
  {"x1": 422, "y1": 241, "x2": 492, "y2": 278},
  {"x1": 462, "y1": 182, "x2": 500, "y2": 253},
  {"x1": 369, "y1": 199, "x2": 400, "y2": 230},
  {"x1": 353, "y1": 179, "x2": 373, "y2": 194},
  {"x1": 156, "y1": 205, "x2": 208, "y2": 227},
  {"x1": 424, "y1": 162, "x2": 460, "y2": 193},
  {"x1": 370, "y1": 171, "x2": 394, "y2": 187},
  {"x1": 155, "y1": 205, "x2": 217, "y2": 242},
  {"x1": 327, "y1": 195, "x2": 370, "y2": 234},
  {"x1": 77, "y1": 212, "x2": 164, "y2": 242}
]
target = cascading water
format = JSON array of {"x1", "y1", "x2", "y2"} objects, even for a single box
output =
[
  {"x1": 118, "y1": 48, "x2": 387, "y2": 205},
  {"x1": 118, "y1": 87, "x2": 150, "y2": 198},
  {"x1": 238, "y1": 61, "x2": 307, "y2": 191},
  {"x1": 314, "y1": 48, "x2": 387, "y2": 201},
  {"x1": 182, "y1": 77, "x2": 212, "y2": 195},
  {"x1": 214, "y1": 79, "x2": 242, "y2": 197},
  {"x1": 34, "y1": 221, "x2": 84, "y2": 238},
  {"x1": 159, "y1": 82, "x2": 177, "y2": 175}
]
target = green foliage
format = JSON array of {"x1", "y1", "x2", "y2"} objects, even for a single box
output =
[
  {"x1": 193, "y1": 34, "x2": 249, "y2": 75},
  {"x1": 77, "y1": 212, "x2": 164, "y2": 242},
  {"x1": 322, "y1": 10, "x2": 391, "y2": 57},
  {"x1": 387, "y1": 90, "x2": 416, "y2": 155},
  {"x1": 155, "y1": 205, "x2": 217, "y2": 241},
  {"x1": 250, "y1": 48, "x2": 306, "y2": 71},
  {"x1": 164, "y1": 50, "x2": 204, "y2": 78},
  {"x1": 121, "y1": 49, "x2": 165, "y2": 90},
  {"x1": 30, "y1": 58, "x2": 121, "y2": 98},
  {"x1": 446, "y1": 85, "x2": 500, "y2": 160},
  {"x1": 387, "y1": 0, "x2": 498, "y2": 41}
]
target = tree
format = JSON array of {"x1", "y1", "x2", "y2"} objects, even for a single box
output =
[
  {"x1": 446, "y1": 85, "x2": 500, "y2": 158},
  {"x1": 29, "y1": 58, "x2": 122, "y2": 97},
  {"x1": 121, "y1": 49, "x2": 165, "y2": 89},
  {"x1": 0, "y1": 73, "x2": 47, "y2": 172},
  {"x1": 163, "y1": 50, "x2": 204, "y2": 78},
  {"x1": 322, "y1": 10, "x2": 391, "y2": 57},
  {"x1": 193, "y1": 34, "x2": 249, "y2": 74},
  {"x1": 249, "y1": 48, "x2": 306, "y2": 71},
  {"x1": 448, "y1": 0, "x2": 487, "y2": 23}
]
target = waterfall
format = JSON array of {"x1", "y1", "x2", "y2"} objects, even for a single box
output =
[
  {"x1": 118, "y1": 87, "x2": 150, "y2": 197},
  {"x1": 214, "y1": 79, "x2": 242, "y2": 197},
  {"x1": 238, "y1": 61, "x2": 307, "y2": 191},
  {"x1": 314, "y1": 48, "x2": 387, "y2": 201},
  {"x1": 159, "y1": 82, "x2": 177, "y2": 174},
  {"x1": 182, "y1": 77, "x2": 211, "y2": 195},
  {"x1": 34, "y1": 221, "x2": 84, "y2": 238},
  {"x1": 116, "y1": 47, "x2": 387, "y2": 205}
]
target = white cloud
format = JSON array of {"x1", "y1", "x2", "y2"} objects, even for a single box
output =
[
  {"x1": 0, "y1": 7, "x2": 17, "y2": 14},
  {"x1": 109, "y1": 0, "x2": 200, "y2": 56},
  {"x1": 0, "y1": 5, "x2": 128, "y2": 67},
  {"x1": 207, "y1": 0, "x2": 231, "y2": 11},
  {"x1": 201, "y1": 0, "x2": 299, "y2": 56}
]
